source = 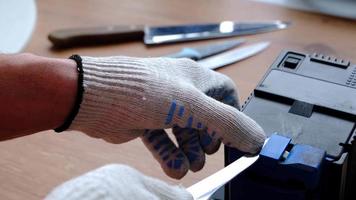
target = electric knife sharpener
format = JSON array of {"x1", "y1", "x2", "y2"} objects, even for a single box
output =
[{"x1": 215, "y1": 51, "x2": 356, "y2": 200}]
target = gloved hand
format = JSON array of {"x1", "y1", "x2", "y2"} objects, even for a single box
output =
[
  {"x1": 68, "y1": 56, "x2": 266, "y2": 179},
  {"x1": 45, "y1": 164, "x2": 193, "y2": 200}
]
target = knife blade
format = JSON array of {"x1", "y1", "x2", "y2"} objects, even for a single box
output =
[
  {"x1": 146, "y1": 21, "x2": 289, "y2": 45},
  {"x1": 165, "y1": 39, "x2": 245, "y2": 60},
  {"x1": 187, "y1": 139, "x2": 269, "y2": 200},
  {"x1": 187, "y1": 155, "x2": 259, "y2": 200},
  {"x1": 197, "y1": 41, "x2": 270, "y2": 70},
  {"x1": 48, "y1": 21, "x2": 289, "y2": 48}
]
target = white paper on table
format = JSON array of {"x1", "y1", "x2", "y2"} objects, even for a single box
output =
[
  {"x1": 0, "y1": 0, "x2": 37, "y2": 53},
  {"x1": 251, "y1": 0, "x2": 356, "y2": 20}
]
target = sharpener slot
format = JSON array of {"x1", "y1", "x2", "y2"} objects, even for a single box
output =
[{"x1": 279, "y1": 52, "x2": 304, "y2": 70}]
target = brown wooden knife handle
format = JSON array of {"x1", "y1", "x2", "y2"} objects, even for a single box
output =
[{"x1": 48, "y1": 25, "x2": 145, "y2": 48}]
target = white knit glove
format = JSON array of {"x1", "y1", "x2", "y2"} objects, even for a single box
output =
[
  {"x1": 69, "y1": 56, "x2": 266, "y2": 179},
  {"x1": 45, "y1": 164, "x2": 193, "y2": 200}
]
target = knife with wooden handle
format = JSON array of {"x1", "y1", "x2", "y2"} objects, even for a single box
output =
[
  {"x1": 48, "y1": 25, "x2": 145, "y2": 47},
  {"x1": 48, "y1": 21, "x2": 289, "y2": 48}
]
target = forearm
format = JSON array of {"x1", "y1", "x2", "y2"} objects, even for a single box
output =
[{"x1": 0, "y1": 53, "x2": 77, "y2": 140}]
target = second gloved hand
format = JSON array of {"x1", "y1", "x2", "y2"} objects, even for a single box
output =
[
  {"x1": 68, "y1": 56, "x2": 266, "y2": 179},
  {"x1": 45, "y1": 164, "x2": 193, "y2": 200}
]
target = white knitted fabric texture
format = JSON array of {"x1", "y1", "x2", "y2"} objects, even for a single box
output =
[
  {"x1": 45, "y1": 164, "x2": 193, "y2": 200},
  {"x1": 69, "y1": 56, "x2": 266, "y2": 153}
]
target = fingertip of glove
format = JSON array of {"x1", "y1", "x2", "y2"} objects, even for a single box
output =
[
  {"x1": 162, "y1": 158, "x2": 190, "y2": 180},
  {"x1": 248, "y1": 133, "x2": 267, "y2": 156},
  {"x1": 189, "y1": 158, "x2": 205, "y2": 172},
  {"x1": 227, "y1": 126, "x2": 266, "y2": 156}
]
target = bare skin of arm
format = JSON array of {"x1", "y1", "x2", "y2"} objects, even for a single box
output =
[{"x1": 0, "y1": 53, "x2": 77, "y2": 140}]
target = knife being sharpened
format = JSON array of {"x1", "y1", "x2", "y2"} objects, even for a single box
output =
[
  {"x1": 48, "y1": 21, "x2": 289, "y2": 48},
  {"x1": 187, "y1": 139, "x2": 269, "y2": 200}
]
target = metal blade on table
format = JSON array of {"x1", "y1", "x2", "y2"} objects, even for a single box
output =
[
  {"x1": 165, "y1": 39, "x2": 245, "y2": 60},
  {"x1": 145, "y1": 21, "x2": 289, "y2": 45},
  {"x1": 197, "y1": 41, "x2": 270, "y2": 70}
]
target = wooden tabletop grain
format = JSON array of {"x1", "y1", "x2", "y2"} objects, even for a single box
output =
[{"x1": 1, "y1": 0, "x2": 356, "y2": 199}]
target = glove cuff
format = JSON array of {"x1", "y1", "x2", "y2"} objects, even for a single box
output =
[
  {"x1": 67, "y1": 56, "x2": 151, "y2": 133},
  {"x1": 54, "y1": 55, "x2": 84, "y2": 132}
]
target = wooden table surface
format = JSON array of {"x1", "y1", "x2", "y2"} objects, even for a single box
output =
[{"x1": 1, "y1": 0, "x2": 356, "y2": 199}]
